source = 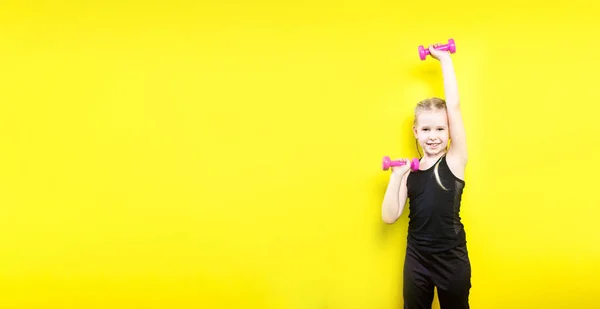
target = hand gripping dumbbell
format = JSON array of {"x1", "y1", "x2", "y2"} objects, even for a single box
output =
[
  {"x1": 382, "y1": 156, "x2": 420, "y2": 171},
  {"x1": 418, "y1": 38, "x2": 456, "y2": 60}
]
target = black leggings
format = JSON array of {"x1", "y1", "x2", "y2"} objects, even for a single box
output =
[{"x1": 403, "y1": 243, "x2": 471, "y2": 309}]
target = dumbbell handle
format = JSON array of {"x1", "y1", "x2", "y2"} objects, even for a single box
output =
[
  {"x1": 428, "y1": 44, "x2": 451, "y2": 52},
  {"x1": 382, "y1": 156, "x2": 420, "y2": 171}
]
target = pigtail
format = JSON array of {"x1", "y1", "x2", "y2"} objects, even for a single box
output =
[{"x1": 433, "y1": 159, "x2": 448, "y2": 191}]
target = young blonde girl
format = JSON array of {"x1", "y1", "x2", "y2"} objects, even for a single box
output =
[{"x1": 381, "y1": 43, "x2": 471, "y2": 309}]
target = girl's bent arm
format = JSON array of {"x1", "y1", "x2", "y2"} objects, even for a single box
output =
[{"x1": 381, "y1": 172, "x2": 409, "y2": 224}]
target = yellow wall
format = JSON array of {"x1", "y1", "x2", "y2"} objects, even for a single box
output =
[{"x1": 1, "y1": 0, "x2": 599, "y2": 308}]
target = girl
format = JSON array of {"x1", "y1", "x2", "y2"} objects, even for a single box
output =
[{"x1": 381, "y1": 44, "x2": 471, "y2": 309}]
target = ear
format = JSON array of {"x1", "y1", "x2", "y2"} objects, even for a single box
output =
[{"x1": 412, "y1": 125, "x2": 418, "y2": 139}]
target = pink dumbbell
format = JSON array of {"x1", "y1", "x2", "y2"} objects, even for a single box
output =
[
  {"x1": 418, "y1": 38, "x2": 456, "y2": 60},
  {"x1": 382, "y1": 156, "x2": 420, "y2": 171}
]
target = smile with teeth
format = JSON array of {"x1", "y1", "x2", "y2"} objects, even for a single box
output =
[{"x1": 427, "y1": 142, "x2": 440, "y2": 147}]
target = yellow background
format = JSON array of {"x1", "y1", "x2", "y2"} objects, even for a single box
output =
[{"x1": 0, "y1": 1, "x2": 599, "y2": 308}]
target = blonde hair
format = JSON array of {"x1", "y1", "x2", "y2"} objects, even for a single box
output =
[{"x1": 414, "y1": 97, "x2": 448, "y2": 191}]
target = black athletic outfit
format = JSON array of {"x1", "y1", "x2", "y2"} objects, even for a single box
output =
[{"x1": 404, "y1": 155, "x2": 471, "y2": 309}]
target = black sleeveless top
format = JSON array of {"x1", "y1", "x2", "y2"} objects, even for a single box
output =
[{"x1": 406, "y1": 155, "x2": 466, "y2": 252}]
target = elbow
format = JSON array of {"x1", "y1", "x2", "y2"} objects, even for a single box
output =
[
  {"x1": 381, "y1": 198, "x2": 405, "y2": 224},
  {"x1": 382, "y1": 218, "x2": 396, "y2": 225},
  {"x1": 381, "y1": 212, "x2": 398, "y2": 225}
]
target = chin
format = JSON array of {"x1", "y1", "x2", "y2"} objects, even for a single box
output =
[
  {"x1": 422, "y1": 145, "x2": 448, "y2": 156},
  {"x1": 423, "y1": 150, "x2": 440, "y2": 157}
]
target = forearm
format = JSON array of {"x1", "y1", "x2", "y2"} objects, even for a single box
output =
[
  {"x1": 381, "y1": 173, "x2": 405, "y2": 224},
  {"x1": 440, "y1": 57, "x2": 459, "y2": 107}
]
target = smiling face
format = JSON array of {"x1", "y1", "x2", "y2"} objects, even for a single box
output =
[{"x1": 413, "y1": 107, "x2": 449, "y2": 157}]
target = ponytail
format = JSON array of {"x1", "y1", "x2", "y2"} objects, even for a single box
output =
[
  {"x1": 433, "y1": 159, "x2": 448, "y2": 191},
  {"x1": 415, "y1": 139, "x2": 448, "y2": 191}
]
